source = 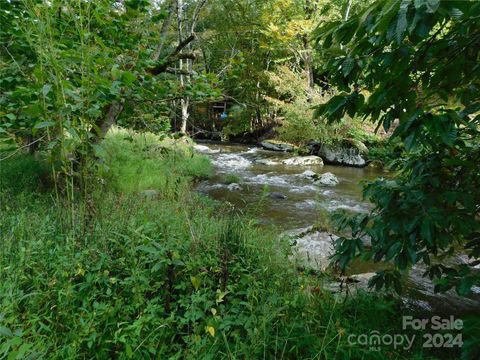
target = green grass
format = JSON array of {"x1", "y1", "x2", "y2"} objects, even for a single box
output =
[
  {"x1": 101, "y1": 128, "x2": 212, "y2": 194},
  {"x1": 0, "y1": 130, "x2": 455, "y2": 359},
  {"x1": 222, "y1": 174, "x2": 241, "y2": 185}
]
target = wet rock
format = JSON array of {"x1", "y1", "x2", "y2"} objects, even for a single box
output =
[
  {"x1": 213, "y1": 154, "x2": 251, "y2": 169},
  {"x1": 300, "y1": 170, "x2": 318, "y2": 179},
  {"x1": 404, "y1": 265, "x2": 480, "y2": 314},
  {"x1": 350, "y1": 272, "x2": 376, "y2": 287},
  {"x1": 193, "y1": 144, "x2": 220, "y2": 154},
  {"x1": 269, "y1": 192, "x2": 287, "y2": 200},
  {"x1": 314, "y1": 172, "x2": 339, "y2": 186},
  {"x1": 324, "y1": 273, "x2": 376, "y2": 295},
  {"x1": 286, "y1": 227, "x2": 338, "y2": 271},
  {"x1": 317, "y1": 143, "x2": 367, "y2": 167},
  {"x1": 227, "y1": 183, "x2": 242, "y2": 191},
  {"x1": 282, "y1": 226, "x2": 315, "y2": 239},
  {"x1": 259, "y1": 140, "x2": 294, "y2": 152},
  {"x1": 282, "y1": 156, "x2": 324, "y2": 166},
  {"x1": 255, "y1": 158, "x2": 280, "y2": 166},
  {"x1": 140, "y1": 189, "x2": 159, "y2": 199}
]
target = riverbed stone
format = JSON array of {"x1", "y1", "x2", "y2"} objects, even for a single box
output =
[
  {"x1": 269, "y1": 192, "x2": 287, "y2": 200},
  {"x1": 255, "y1": 158, "x2": 280, "y2": 166},
  {"x1": 317, "y1": 144, "x2": 366, "y2": 167},
  {"x1": 227, "y1": 183, "x2": 242, "y2": 191},
  {"x1": 193, "y1": 144, "x2": 220, "y2": 154},
  {"x1": 300, "y1": 170, "x2": 319, "y2": 179},
  {"x1": 314, "y1": 172, "x2": 339, "y2": 186},
  {"x1": 282, "y1": 156, "x2": 324, "y2": 166},
  {"x1": 286, "y1": 227, "x2": 338, "y2": 271},
  {"x1": 259, "y1": 140, "x2": 294, "y2": 152}
]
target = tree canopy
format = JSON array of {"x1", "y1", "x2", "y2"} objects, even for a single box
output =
[{"x1": 315, "y1": 0, "x2": 480, "y2": 295}]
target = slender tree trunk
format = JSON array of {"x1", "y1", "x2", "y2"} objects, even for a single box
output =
[
  {"x1": 303, "y1": 36, "x2": 314, "y2": 101},
  {"x1": 175, "y1": 0, "x2": 207, "y2": 134},
  {"x1": 303, "y1": 0, "x2": 316, "y2": 101},
  {"x1": 180, "y1": 96, "x2": 189, "y2": 133},
  {"x1": 344, "y1": 0, "x2": 352, "y2": 21},
  {"x1": 153, "y1": 0, "x2": 175, "y2": 62}
]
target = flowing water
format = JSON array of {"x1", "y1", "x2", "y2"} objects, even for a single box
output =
[
  {"x1": 196, "y1": 143, "x2": 379, "y2": 228},
  {"x1": 195, "y1": 142, "x2": 480, "y2": 315}
]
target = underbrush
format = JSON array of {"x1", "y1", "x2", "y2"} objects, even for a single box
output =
[{"x1": 0, "y1": 131, "x2": 440, "y2": 359}]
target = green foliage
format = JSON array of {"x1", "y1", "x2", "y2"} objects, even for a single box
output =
[
  {"x1": 0, "y1": 154, "x2": 51, "y2": 195},
  {"x1": 101, "y1": 128, "x2": 212, "y2": 194},
  {"x1": 0, "y1": 0, "x2": 219, "y2": 192},
  {"x1": 222, "y1": 174, "x2": 241, "y2": 185},
  {"x1": 368, "y1": 137, "x2": 405, "y2": 164},
  {"x1": 0, "y1": 133, "x2": 439, "y2": 359},
  {"x1": 315, "y1": 0, "x2": 480, "y2": 295}
]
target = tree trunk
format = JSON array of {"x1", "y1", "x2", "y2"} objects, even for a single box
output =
[
  {"x1": 344, "y1": 0, "x2": 352, "y2": 21},
  {"x1": 180, "y1": 97, "x2": 189, "y2": 133}
]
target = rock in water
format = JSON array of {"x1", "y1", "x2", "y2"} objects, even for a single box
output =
[
  {"x1": 300, "y1": 170, "x2": 318, "y2": 179},
  {"x1": 227, "y1": 183, "x2": 242, "y2": 191},
  {"x1": 314, "y1": 172, "x2": 339, "y2": 186},
  {"x1": 317, "y1": 144, "x2": 366, "y2": 167},
  {"x1": 282, "y1": 156, "x2": 324, "y2": 166},
  {"x1": 193, "y1": 144, "x2": 220, "y2": 154},
  {"x1": 255, "y1": 158, "x2": 279, "y2": 166},
  {"x1": 259, "y1": 140, "x2": 294, "y2": 152},
  {"x1": 269, "y1": 192, "x2": 287, "y2": 200}
]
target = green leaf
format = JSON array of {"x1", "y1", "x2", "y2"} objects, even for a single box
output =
[
  {"x1": 5, "y1": 113, "x2": 16, "y2": 121},
  {"x1": 396, "y1": 1, "x2": 409, "y2": 43},
  {"x1": 342, "y1": 58, "x2": 355, "y2": 77},
  {"x1": 41, "y1": 84, "x2": 52, "y2": 96},
  {"x1": 121, "y1": 71, "x2": 136, "y2": 86},
  {"x1": 24, "y1": 104, "x2": 42, "y2": 117},
  {"x1": 190, "y1": 276, "x2": 201, "y2": 291},
  {"x1": 34, "y1": 121, "x2": 55, "y2": 129},
  {"x1": 0, "y1": 326, "x2": 13, "y2": 337}
]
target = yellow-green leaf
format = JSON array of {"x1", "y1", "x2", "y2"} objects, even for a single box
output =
[
  {"x1": 190, "y1": 276, "x2": 201, "y2": 291},
  {"x1": 206, "y1": 326, "x2": 215, "y2": 337}
]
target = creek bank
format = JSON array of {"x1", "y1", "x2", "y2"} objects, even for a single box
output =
[{"x1": 284, "y1": 225, "x2": 480, "y2": 314}]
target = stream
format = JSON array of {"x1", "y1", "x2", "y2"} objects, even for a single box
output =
[{"x1": 195, "y1": 142, "x2": 480, "y2": 315}]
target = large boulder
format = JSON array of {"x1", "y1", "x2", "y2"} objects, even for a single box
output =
[
  {"x1": 286, "y1": 227, "x2": 338, "y2": 271},
  {"x1": 259, "y1": 140, "x2": 294, "y2": 152},
  {"x1": 314, "y1": 172, "x2": 339, "y2": 186},
  {"x1": 317, "y1": 144, "x2": 366, "y2": 167},
  {"x1": 282, "y1": 156, "x2": 323, "y2": 166}
]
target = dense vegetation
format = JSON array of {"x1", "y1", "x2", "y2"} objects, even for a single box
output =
[
  {"x1": 1, "y1": 131, "x2": 442, "y2": 359},
  {"x1": 315, "y1": 0, "x2": 480, "y2": 296},
  {"x1": 1, "y1": 0, "x2": 479, "y2": 358}
]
